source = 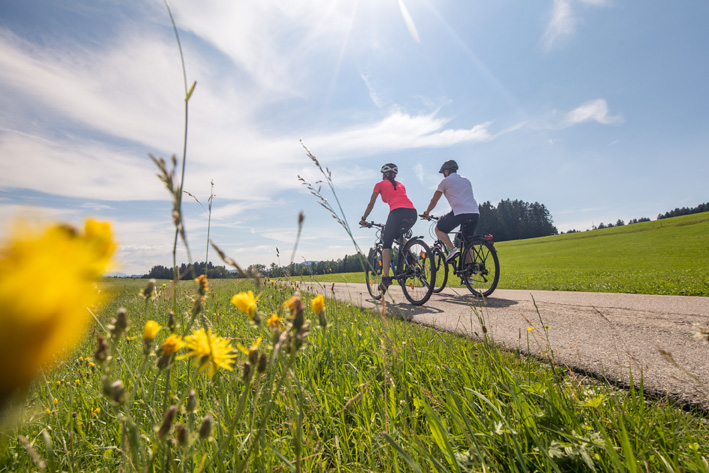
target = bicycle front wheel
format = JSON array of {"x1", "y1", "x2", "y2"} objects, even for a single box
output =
[
  {"x1": 365, "y1": 246, "x2": 384, "y2": 300},
  {"x1": 399, "y1": 239, "x2": 435, "y2": 305},
  {"x1": 463, "y1": 240, "x2": 500, "y2": 297},
  {"x1": 432, "y1": 247, "x2": 448, "y2": 293}
]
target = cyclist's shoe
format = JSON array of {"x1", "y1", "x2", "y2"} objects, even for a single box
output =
[
  {"x1": 445, "y1": 248, "x2": 460, "y2": 262},
  {"x1": 379, "y1": 276, "x2": 392, "y2": 293}
]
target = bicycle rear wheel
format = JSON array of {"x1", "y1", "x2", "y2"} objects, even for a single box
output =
[
  {"x1": 463, "y1": 240, "x2": 500, "y2": 297},
  {"x1": 365, "y1": 246, "x2": 384, "y2": 300},
  {"x1": 399, "y1": 239, "x2": 435, "y2": 305},
  {"x1": 432, "y1": 247, "x2": 448, "y2": 293}
]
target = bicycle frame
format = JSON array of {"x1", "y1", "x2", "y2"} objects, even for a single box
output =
[
  {"x1": 365, "y1": 223, "x2": 414, "y2": 277},
  {"x1": 363, "y1": 222, "x2": 436, "y2": 305},
  {"x1": 424, "y1": 215, "x2": 499, "y2": 297}
]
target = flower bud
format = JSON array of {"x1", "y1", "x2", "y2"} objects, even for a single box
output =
[
  {"x1": 199, "y1": 415, "x2": 212, "y2": 440},
  {"x1": 242, "y1": 362, "x2": 252, "y2": 382},
  {"x1": 248, "y1": 346, "x2": 259, "y2": 366},
  {"x1": 93, "y1": 335, "x2": 109, "y2": 363},
  {"x1": 141, "y1": 279, "x2": 156, "y2": 300},
  {"x1": 186, "y1": 390, "x2": 197, "y2": 413},
  {"x1": 257, "y1": 353, "x2": 267, "y2": 373},
  {"x1": 167, "y1": 310, "x2": 175, "y2": 331},
  {"x1": 110, "y1": 308, "x2": 129, "y2": 337},
  {"x1": 175, "y1": 423, "x2": 189, "y2": 448},
  {"x1": 158, "y1": 405, "x2": 178, "y2": 439},
  {"x1": 110, "y1": 380, "x2": 126, "y2": 405}
]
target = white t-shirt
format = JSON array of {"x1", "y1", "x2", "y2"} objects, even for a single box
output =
[{"x1": 437, "y1": 173, "x2": 479, "y2": 215}]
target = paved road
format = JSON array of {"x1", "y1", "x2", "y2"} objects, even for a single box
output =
[{"x1": 294, "y1": 280, "x2": 709, "y2": 410}]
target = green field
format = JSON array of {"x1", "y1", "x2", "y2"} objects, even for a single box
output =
[
  {"x1": 294, "y1": 212, "x2": 709, "y2": 296},
  {"x1": 2, "y1": 278, "x2": 707, "y2": 472}
]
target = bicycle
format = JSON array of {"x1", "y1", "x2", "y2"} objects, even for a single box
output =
[
  {"x1": 423, "y1": 215, "x2": 500, "y2": 297},
  {"x1": 362, "y1": 222, "x2": 436, "y2": 305}
]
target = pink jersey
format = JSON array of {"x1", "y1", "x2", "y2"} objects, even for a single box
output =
[{"x1": 373, "y1": 180, "x2": 415, "y2": 211}]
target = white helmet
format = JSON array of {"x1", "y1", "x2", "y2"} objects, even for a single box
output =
[{"x1": 380, "y1": 163, "x2": 398, "y2": 174}]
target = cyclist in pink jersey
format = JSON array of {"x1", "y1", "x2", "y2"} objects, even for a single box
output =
[{"x1": 360, "y1": 163, "x2": 418, "y2": 290}]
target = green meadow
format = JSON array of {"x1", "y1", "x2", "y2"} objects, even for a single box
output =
[
  {"x1": 300, "y1": 212, "x2": 709, "y2": 296},
  {"x1": 2, "y1": 278, "x2": 707, "y2": 472}
]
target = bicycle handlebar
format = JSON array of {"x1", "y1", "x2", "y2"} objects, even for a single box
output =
[
  {"x1": 360, "y1": 221, "x2": 384, "y2": 229},
  {"x1": 419, "y1": 214, "x2": 439, "y2": 221}
]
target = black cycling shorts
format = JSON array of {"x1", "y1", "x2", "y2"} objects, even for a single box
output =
[
  {"x1": 382, "y1": 208, "x2": 417, "y2": 249},
  {"x1": 436, "y1": 212, "x2": 479, "y2": 246}
]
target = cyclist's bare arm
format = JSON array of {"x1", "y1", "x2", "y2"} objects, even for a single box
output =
[
  {"x1": 423, "y1": 190, "x2": 443, "y2": 218},
  {"x1": 360, "y1": 192, "x2": 378, "y2": 225}
]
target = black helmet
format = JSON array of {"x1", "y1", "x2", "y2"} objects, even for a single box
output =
[
  {"x1": 380, "y1": 163, "x2": 398, "y2": 174},
  {"x1": 439, "y1": 160, "x2": 458, "y2": 173}
]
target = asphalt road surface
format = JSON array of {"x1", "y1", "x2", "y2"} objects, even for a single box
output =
[{"x1": 293, "y1": 280, "x2": 709, "y2": 411}]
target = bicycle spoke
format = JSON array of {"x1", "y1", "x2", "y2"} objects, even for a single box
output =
[{"x1": 399, "y1": 240, "x2": 435, "y2": 305}]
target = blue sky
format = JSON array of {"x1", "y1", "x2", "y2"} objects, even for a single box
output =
[{"x1": 1, "y1": 0, "x2": 707, "y2": 275}]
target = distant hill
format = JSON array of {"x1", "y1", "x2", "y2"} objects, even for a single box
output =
[
  {"x1": 495, "y1": 211, "x2": 709, "y2": 296},
  {"x1": 104, "y1": 272, "x2": 143, "y2": 278}
]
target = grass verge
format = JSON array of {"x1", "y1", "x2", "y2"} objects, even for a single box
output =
[{"x1": 2, "y1": 278, "x2": 707, "y2": 472}]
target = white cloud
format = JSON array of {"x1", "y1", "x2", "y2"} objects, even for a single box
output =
[
  {"x1": 563, "y1": 99, "x2": 623, "y2": 126},
  {"x1": 308, "y1": 111, "x2": 494, "y2": 158},
  {"x1": 0, "y1": 132, "x2": 164, "y2": 201},
  {"x1": 541, "y1": 0, "x2": 610, "y2": 51},
  {"x1": 541, "y1": 0, "x2": 575, "y2": 51}
]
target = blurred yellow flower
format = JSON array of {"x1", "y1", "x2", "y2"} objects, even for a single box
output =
[
  {"x1": 527, "y1": 327, "x2": 534, "y2": 332},
  {"x1": 158, "y1": 334, "x2": 186, "y2": 356},
  {"x1": 195, "y1": 275, "x2": 208, "y2": 296},
  {"x1": 237, "y1": 337, "x2": 262, "y2": 364},
  {"x1": 177, "y1": 329, "x2": 237, "y2": 378},
  {"x1": 231, "y1": 291, "x2": 260, "y2": 321},
  {"x1": 282, "y1": 294, "x2": 303, "y2": 314},
  {"x1": 266, "y1": 313, "x2": 283, "y2": 330},
  {"x1": 311, "y1": 294, "x2": 325, "y2": 314},
  {"x1": 143, "y1": 321, "x2": 162, "y2": 342},
  {"x1": 0, "y1": 218, "x2": 116, "y2": 402},
  {"x1": 53, "y1": 398, "x2": 58, "y2": 405}
]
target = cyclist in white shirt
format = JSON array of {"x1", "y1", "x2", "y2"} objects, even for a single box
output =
[{"x1": 422, "y1": 160, "x2": 480, "y2": 262}]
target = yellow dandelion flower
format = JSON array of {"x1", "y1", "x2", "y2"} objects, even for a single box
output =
[
  {"x1": 143, "y1": 320, "x2": 162, "y2": 342},
  {"x1": 0, "y1": 218, "x2": 115, "y2": 401},
  {"x1": 158, "y1": 334, "x2": 186, "y2": 356},
  {"x1": 45, "y1": 408, "x2": 52, "y2": 414},
  {"x1": 527, "y1": 326, "x2": 534, "y2": 332},
  {"x1": 231, "y1": 291, "x2": 260, "y2": 321},
  {"x1": 237, "y1": 337, "x2": 262, "y2": 362},
  {"x1": 311, "y1": 294, "x2": 325, "y2": 314},
  {"x1": 282, "y1": 294, "x2": 303, "y2": 314},
  {"x1": 53, "y1": 398, "x2": 58, "y2": 405},
  {"x1": 195, "y1": 274, "x2": 209, "y2": 296},
  {"x1": 75, "y1": 379, "x2": 80, "y2": 386},
  {"x1": 266, "y1": 313, "x2": 284, "y2": 330},
  {"x1": 176, "y1": 329, "x2": 237, "y2": 378}
]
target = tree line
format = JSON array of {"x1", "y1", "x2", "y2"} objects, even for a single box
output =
[
  {"x1": 657, "y1": 202, "x2": 708, "y2": 220},
  {"x1": 144, "y1": 261, "x2": 238, "y2": 280},
  {"x1": 476, "y1": 199, "x2": 558, "y2": 241}
]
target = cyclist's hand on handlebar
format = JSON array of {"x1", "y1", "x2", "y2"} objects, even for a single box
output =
[
  {"x1": 420, "y1": 212, "x2": 431, "y2": 221},
  {"x1": 359, "y1": 219, "x2": 371, "y2": 228}
]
